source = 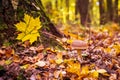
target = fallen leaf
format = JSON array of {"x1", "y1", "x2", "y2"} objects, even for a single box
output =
[
  {"x1": 13, "y1": 54, "x2": 20, "y2": 62},
  {"x1": 29, "y1": 46, "x2": 37, "y2": 51},
  {"x1": 89, "y1": 70, "x2": 99, "y2": 78},
  {"x1": 5, "y1": 60, "x2": 12, "y2": 65},
  {"x1": 109, "y1": 74, "x2": 117, "y2": 80},
  {"x1": 66, "y1": 59, "x2": 81, "y2": 76},
  {"x1": 55, "y1": 53, "x2": 63, "y2": 64},
  {"x1": 0, "y1": 49, "x2": 5, "y2": 54},
  {"x1": 30, "y1": 74, "x2": 36, "y2": 80},
  {"x1": 97, "y1": 69, "x2": 107, "y2": 74},
  {"x1": 36, "y1": 45, "x2": 44, "y2": 53},
  {"x1": 15, "y1": 13, "x2": 41, "y2": 44},
  {"x1": 20, "y1": 64, "x2": 30, "y2": 69},
  {"x1": 54, "y1": 70, "x2": 61, "y2": 78},
  {"x1": 35, "y1": 61, "x2": 46, "y2": 67},
  {"x1": 80, "y1": 65, "x2": 89, "y2": 77},
  {"x1": 55, "y1": 58, "x2": 63, "y2": 64}
]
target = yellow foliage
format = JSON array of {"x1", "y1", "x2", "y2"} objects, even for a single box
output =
[
  {"x1": 5, "y1": 60, "x2": 12, "y2": 65},
  {"x1": 113, "y1": 43, "x2": 120, "y2": 56},
  {"x1": 105, "y1": 47, "x2": 111, "y2": 53},
  {"x1": 65, "y1": 59, "x2": 81, "y2": 76},
  {"x1": 55, "y1": 53, "x2": 63, "y2": 64},
  {"x1": 89, "y1": 70, "x2": 99, "y2": 78},
  {"x1": 20, "y1": 64, "x2": 30, "y2": 69},
  {"x1": 79, "y1": 65, "x2": 89, "y2": 78},
  {"x1": 64, "y1": 59, "x2": 109, "y2": 79},
  {"x1": 15, "y1": 13, "x2": 41, "y2": 44}
]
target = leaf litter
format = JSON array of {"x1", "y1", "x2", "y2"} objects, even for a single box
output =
[{"x1": 0, "y1": 23, "x2": 120, "y2": 80}]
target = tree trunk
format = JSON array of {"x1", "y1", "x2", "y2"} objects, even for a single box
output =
[
  {"x1": 75, "y1": 0, "x2": 79, "y2": 15},
  {"x1": 77, "y1": 0, "x2": 91, "y2": 26},
  {"x1": 0, "y1": 0, "x2": 64, "y2": 45},
  {"x1": 35, "y1": 0, "x2": 64, "y2": 38},
  {"x1": 66, "y1": 0, "x2": 69, "y2": 20},
  {"x1": 1, "y1": 0, "x2": 64, "y2": 38},
  {"x1": 99, "y1": 0, "x2": 107, "y2": 24},
  {"x1": 114, "y1": 0, "x2": 118, "y2": 23},
  {"x1": 0, "y1": 0, "x2": 16, "y2": 45},
  {"x1": 99, "y1": 0, "x2": 119, "y2": 24},
  {"x1": 107, "y1": 0, "x2": 113, "y2": 22}
]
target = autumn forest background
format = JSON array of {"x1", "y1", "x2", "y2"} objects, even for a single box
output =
[{"x1": 0, "y1": 0, "x2": 120, "y2": 80}]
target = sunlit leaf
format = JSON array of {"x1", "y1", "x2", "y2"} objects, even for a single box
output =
[
  {"x1": 5, "y1": 60, "x2": 12, "y2": 65},
  {"x1": 15, "y1": 13, "x2": 41, "y2": 44},
  {"x1": 20, "y1": 64, "x2": 30, "y2": 69},
  {"x1": 15, "y1": 22, "x2": 26, "y2": 32},
  {"x1": 80, "y1": 65, "x2": 89, "y2": 77},
  {"x1": 16, "y1": 33, "x2": 25, "y2": 40},
  {"x1": 113, "y1": 43, "x2": 120, "y2": 56},
  {"x1": 89, "y1": 70, "x2": 99, "y2": 78},
  {"x1": 97, "y1": 69, "x2": 107, "y2": 73},
  {"x1": 35, "y1": 61, "x2": 46, "y2": 67},
  {"x1": 55, "y1": 53, "x2": 63, "y2": 64},
  {"x1": 65, "y1": 59, "x2": 81, "y2": 76},
  {"x1": 55, "y1": 58, "x2": 63, "y2": 64}
]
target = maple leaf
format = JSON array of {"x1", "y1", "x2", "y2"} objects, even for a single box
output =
[{"x1": 15, "y1": 13, "x2": 41, "y2": 44}]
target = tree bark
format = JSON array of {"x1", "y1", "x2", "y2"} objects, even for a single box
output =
[
  {"x1": 0, "y1": 0, "x2": 16, "y2": 45},
  {"x1": 33, "y1": 0, "x2": 64, "y2": 38},
  {"x1": 99, "y1": 0, "x2": 119, "y2": 24},
  {"x1": 0, "y1": 0, "x2": 64, "y2": 45},
  {"x1": 114, "y1": 0, "x2": 118, "y2": 23},
  {"x1": 2, "y1": 0, "x2": 64, "y2": 38},
  {"x1": 66, "y1": 0, "x2": 69, "y2": 20},
  {"x1": 76, "y1": 0, "x2": 91, "y2": 26},
  {"x1": 107, "y1": 0, "x2": 113, "y2": 22},
  {"x1": 99, "y1": 0, "x2": 107, "y2": 24}
]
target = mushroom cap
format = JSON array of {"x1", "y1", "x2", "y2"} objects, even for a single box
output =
[{"x1": 71, "y1": 40, "x2": 88, "y2": 49}]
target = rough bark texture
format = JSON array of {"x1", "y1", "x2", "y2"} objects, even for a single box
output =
[
  {"x1": 0, "y1": 0, "x2": 16, "y2": 45},
  {"x1": 28, "y1": 0, "x2": 64, "y2": 38},
  {"x1": 0, "y1": 0, "x2": 63, "y2": 38},
  {"x1": 0, "y1": 0, "x2": 64, "y2": 45},
  {"x1": 35, "y1": 0, "x2": 64, "y2": 38}
]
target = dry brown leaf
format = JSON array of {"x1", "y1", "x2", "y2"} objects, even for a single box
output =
[
  {"x1": 35, "y1": 61, "x2": 46, "y2": 67},
  {"x1": 36, "y1": 45, "x2": 44, "y2": 53},
  {"x1": 54, "y1": 70, "x2": 61, "y2": 78},
  {"x1": 0, "y1": 49, "x2": 5, "y2": 54},
  {"x1": 13, "y1": 54, "x2": 20, "y2": 62}
]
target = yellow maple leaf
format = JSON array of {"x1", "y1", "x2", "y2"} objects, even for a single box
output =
[{"x1": 15, "y1": 13, "x2": 41, "y2": 44}]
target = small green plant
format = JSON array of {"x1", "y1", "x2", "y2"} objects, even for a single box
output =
[{"x1": 15, "y1": 13, "x2": 41, "y2": 44}]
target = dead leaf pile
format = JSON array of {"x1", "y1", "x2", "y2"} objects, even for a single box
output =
[{"x1": 0, "y1": 23, "x2": 120, "y2": 80}]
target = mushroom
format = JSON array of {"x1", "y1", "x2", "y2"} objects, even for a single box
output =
[
  {"x1": 71, "y1": 40, "x2": 88, "y2": 57},
  {"x1": 71, "y1": 40, "x2": 88, "y2": 49}
]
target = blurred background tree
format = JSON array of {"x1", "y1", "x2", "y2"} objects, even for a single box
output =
[{"x1": 42, "y1": 0, "x2": 120, "y2": 26}]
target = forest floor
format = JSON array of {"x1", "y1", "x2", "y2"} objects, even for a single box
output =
[{"x1": 0, "y1": 23, "x2": 120, "y2": 80}]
